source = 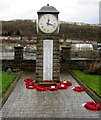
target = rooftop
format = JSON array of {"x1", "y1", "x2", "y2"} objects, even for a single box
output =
[{"x1": 37, "y1": 4, "x2": 59, "y2": 14}]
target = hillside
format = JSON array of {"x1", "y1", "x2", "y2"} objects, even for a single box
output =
[
  {"x1": 2, "y1": 20, "x2": 37, "y2": 37},
  {"x1": 2, "y1": 20, "x2": 101, "y2": 42}
]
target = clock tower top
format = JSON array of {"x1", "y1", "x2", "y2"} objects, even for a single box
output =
[
  {"x1": 37, "y1": 5, "x2": 60, "y2": 34},
  {"x1": 37, "y1": 4, "x2": 59, "y2": 14}
]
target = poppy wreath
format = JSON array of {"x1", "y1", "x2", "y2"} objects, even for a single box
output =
[
  {"x1": 25, "y1": 82, "x2": 31, "y2": 85},
  {"x1": 36, "y1": 86, "x2": 47, "y2": 91},
  {"x1": 26, "y1": 82, "x2": 37, "y2": 89},
  {"x1": 84, "y1": 102, "x2": 101, "y2": 111},
  {"x1": 57, "y1": 84, "x2": 68, "y2": 89},
  {"x1": 25, "y1": 81, "x2": 35, "y2": 85},
  {"x1": 60, "y1": 81, "x2": 72, "y2": 86},
  {"x1": 73, "y1": 86, "x2": 85, "y2": 92},
  {"x1": 48, "y1": 86, "x2": 59, "y2": 91},
  {"x1": 24, "y1": 78, "x2": 33, "y2": 82}
]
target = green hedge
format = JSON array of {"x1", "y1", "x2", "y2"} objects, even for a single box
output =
[{"x1": 71, "y1": 50, "x2": 99, "y2": 59}]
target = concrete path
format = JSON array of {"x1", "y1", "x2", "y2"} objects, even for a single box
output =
[{"x1": 0, "y1": 72, "x2": 100, "y2": 119}]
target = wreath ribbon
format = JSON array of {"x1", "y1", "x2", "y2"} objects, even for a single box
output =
[
  {"x1": 26, "y1": 83, "x2": 36, "y2": 89},
  {"x1": 48, "y1": 86, "x2": 59, "y2": 91},
  {"x1": 60, "y1": 81, "x2": 72, "y2": 86}
]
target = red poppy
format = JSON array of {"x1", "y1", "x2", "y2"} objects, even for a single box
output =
[
  {"x1": 73, "y1": 86, "x2": 85, "y2": 92},
  {"x1": 60, "y1": 81, "x2": 72, "y2": 86},
  {"x1": 84, "y1": 102, "x2": 101, "y2": 111}
]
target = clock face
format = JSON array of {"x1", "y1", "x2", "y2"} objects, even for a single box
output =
[{"x1": 38, "y1": 14, "x2": 58, "y2": 34}]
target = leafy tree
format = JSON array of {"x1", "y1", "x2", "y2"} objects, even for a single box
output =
[
  {"x1": 16, "y1": 31, "x2": 20, "y2": 36},
  {"x1": 7, "y1": 32, "x2": 11, "y2": 36}
]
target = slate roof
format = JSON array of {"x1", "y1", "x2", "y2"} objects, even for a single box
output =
[{"x1": 37, "y1": 4, "x2": 59, "y2": 14}]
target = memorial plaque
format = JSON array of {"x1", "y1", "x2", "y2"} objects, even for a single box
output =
[{"x1": 43, "y1": 40, "x2": 53, "y2": 81}]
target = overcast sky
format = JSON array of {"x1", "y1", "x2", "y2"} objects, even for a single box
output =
[{"x1": 0, "y1": 0, "x2": 100, "y2": 24}]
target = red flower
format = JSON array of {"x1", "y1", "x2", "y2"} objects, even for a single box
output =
[
  {"x1": 84, "y1": 102, "x2": 101, "y2": 111},
  {"x1": 73, "y1": 86, "x2": 85, "y2": 92},
  {"x1": 60, "y1": 81, "x2": 72, "y2": 86},
  {"x1": 24, "y1": 78, "x2": 33, "y2": 82}
]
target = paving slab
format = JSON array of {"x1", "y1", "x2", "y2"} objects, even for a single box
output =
[{"x1": 0, "y1": 72, "x2": 100, "y2": 119}]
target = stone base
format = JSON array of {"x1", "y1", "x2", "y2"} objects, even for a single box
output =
[{"x1": 37, "y1": 81, "x2": 57, "y2": 87}]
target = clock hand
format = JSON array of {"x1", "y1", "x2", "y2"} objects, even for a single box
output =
[
  {"x1": 48, "y1": 23, "x2": 53, "y2": 26},
  {"x1": 49, "y1": 23, "x2": 56, "y2": 28},
  {"x1": 46, "y1": 22, "x2": 55, "y2": 27},
  {"x1": 46, "y1": 19, "x2": 50, "y2": 25},
  {"x1": 47, "y1": 19, "x2": 50, "y2": 23},
  {"x1": 46, "y1": 19, "x2": 56, "y2": 27}
]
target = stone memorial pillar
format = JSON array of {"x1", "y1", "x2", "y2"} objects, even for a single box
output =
[
  {"x1": 62, "y1": 46, "x2": 71, "y2": 61},
  {"x1": 99, "y1": 49, "x2": 101, "y2": 60},
  {"x1": 14, "y1": 46, "x2": 23, "y2": 60},
  {"x1": 36, "y1": 4, "x2": 60, "y2": 86}
]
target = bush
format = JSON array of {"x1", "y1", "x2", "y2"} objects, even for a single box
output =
[
  {"x1": 2, "y1": 64, "x2": 9, "y2": 72},
  {"x1": 88, "y1": 61, "x2": 101, "y2": 75},
  {"x1": 70, "y1": 50, "x2": 99, "y2": 59}
]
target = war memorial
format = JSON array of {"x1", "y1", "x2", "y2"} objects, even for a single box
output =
[{"x1": 0, "y1": 4, "x2": 101, "y2": 120}]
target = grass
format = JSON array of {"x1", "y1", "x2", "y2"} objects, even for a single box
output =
[
  {"x1": 0, "y1": 72, "x2": 17, "y2": 95},
  {"x1": 72, "y1": 70, "x2": 101, "y2": 97}
]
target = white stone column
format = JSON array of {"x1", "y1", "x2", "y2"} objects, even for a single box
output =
[{"x1": 43, "y1": 40, "x2": 53, "y2": 81}]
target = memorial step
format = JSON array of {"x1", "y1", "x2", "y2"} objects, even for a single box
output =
[{"x1": 38, "y1": 81, "x2": 57, "y2": 87}]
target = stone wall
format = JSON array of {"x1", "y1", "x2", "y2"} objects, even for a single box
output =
[
  {"x1": 2, "y1": 59, "x2": 95, "y2": 72},
  {"x1": 61, "y1": 59, "x2": 95, "y2": 71},
  {"x1": 53, "y1": 38, "x2": 60, "y2": 82},
  {"x1": 2, "y1": 60, "x2": 36, "y2": 71},
  {"x1": 36, "y1": 38, "x2": 43, "y2": 82}
]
